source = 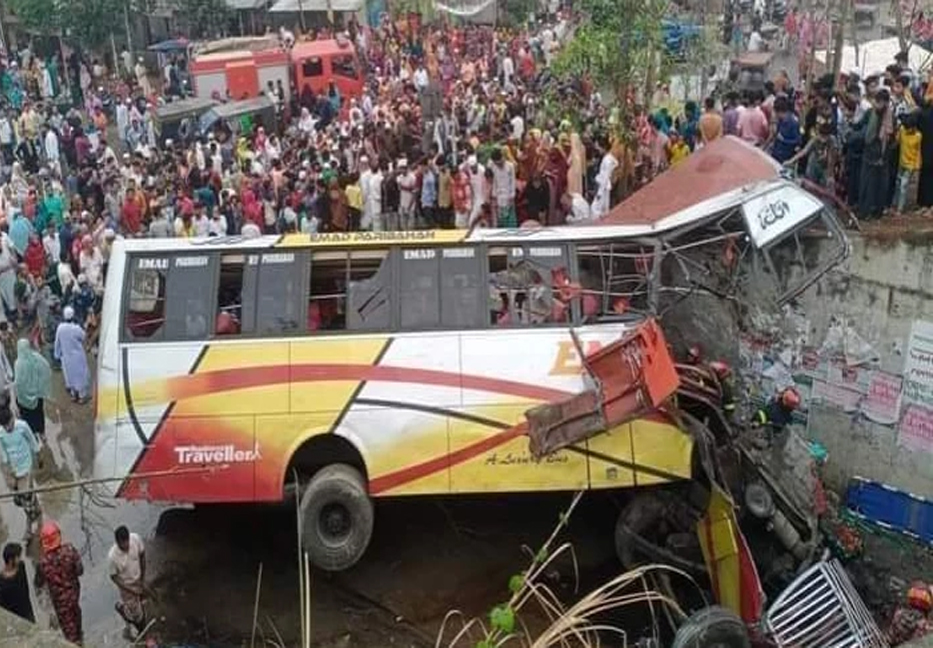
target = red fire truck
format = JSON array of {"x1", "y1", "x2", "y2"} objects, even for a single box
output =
[{"x1": 190, "y1": 36, "x2": 364, "y2": 104}]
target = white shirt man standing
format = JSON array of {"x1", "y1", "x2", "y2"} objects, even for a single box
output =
[
  {"x1": 108, "y1": 525, "x2": 146, "y2": 640},
  {"x1": 43, "y1": 127, "x2": 60, "y2": 175}
]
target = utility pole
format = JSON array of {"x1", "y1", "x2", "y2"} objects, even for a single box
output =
[
  {"x1": 831, "y1": 0, "x2": 848, "y2": 86},
  {"x1": 298, "y1": 0, "x2": 307, "y2": 34},
  {"x1": 124, "y1": 0, "x2": 134, "y2": 61},
  {"x1": 0, "y1": 0, "x2": 8, "y2": 53}
]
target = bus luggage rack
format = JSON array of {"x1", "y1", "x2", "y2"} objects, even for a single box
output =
[{"x1": 764, "y1": 559, "x2": 888, "y2": 648}]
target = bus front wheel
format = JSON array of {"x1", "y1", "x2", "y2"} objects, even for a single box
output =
[{"x1": 299, "y1": 464, "x2": 374, "y2": 572}]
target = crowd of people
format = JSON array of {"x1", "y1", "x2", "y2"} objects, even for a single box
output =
[{"x1": 0, "y1": 1, "x2": 924, "y2": 642}]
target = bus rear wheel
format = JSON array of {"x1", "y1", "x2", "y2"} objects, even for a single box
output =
[{"x1": 299, "y1": 464, "x2": 374, "y2": 572}]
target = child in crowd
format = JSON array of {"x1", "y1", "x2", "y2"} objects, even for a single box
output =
[{"x1": 895, "y1": 110, "x2": 923, "y2": 212}]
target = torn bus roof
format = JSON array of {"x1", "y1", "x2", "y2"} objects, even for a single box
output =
[{"x1": 599, "y1": 136, "x2": 785, "y2": 229}]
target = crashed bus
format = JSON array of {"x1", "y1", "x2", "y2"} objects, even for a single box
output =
[{"x1": 94, "y1": 137, "x2": 848, "y2": 624}]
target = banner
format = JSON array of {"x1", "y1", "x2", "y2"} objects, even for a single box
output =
[
  {"x1": 860, "y1": 371, "x2": 903, "y2": 425},
  {"x1": 898, "y1": 403, "x2": 933, "y2": 454},
  {"x1": 903, "y1": 319, "x2": 933, "y2": 407}
]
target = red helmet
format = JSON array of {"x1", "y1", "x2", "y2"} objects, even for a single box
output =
[
  {"x1": 781, "y1": 388, "x2": 801, "y2": 410},
  {"x1": 709, "y1": 360, "x2": 732, "y2": 379}
]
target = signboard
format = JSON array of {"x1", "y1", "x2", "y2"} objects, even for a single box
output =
[
  {"x1": 903, "y1": 319, "x2": 933, "y2": 407},
  {"x1": 741, "y1": 185, "x2": 823, "y2": 248},
  {"x1": 277, "y1": 230, "x2": 468, "y2": 248},
  {"x1": 861, "y1": 370, "x2": 903, "y2": 425},
  {"x1": 898, "y1": 403, "x2": 933, "y2": 453}
]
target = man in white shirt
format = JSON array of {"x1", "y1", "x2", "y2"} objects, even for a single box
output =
[
  {"x1": 108, "y1": 526, "x2": 146, "y2": 639},
  {"x1": 510, "y1": 112, "x2": 525, "y2": 141},
  {"x1": 747, "y1": 29, "x2": 765, "y2": 53},
  {"x1": 0, "y1": 111, "x2": 13, "y2": 164},
  {"x1": 193, "y1": 205, "x2": 211, "y2": 237},
  {"x1": 116, "y1": 100, "x2": 129, "y2": 150},
  {"x1": 42, "y1": 223, "x2": 61, "y2": 264},
  {"x1": 43, "y1": 126, "x2": 60, "y2": 176},
  {"x1": 466, "y1": 154, "x2": 486, "y2": 227},
  {"x1": 413, "y1": 63, "x2": 429, "y2": 92},
  {"x1": 501, "y1": 53, "x2": 515, "y2": 86},
  {"x1": 397, "y1": 159, "x2": 417, "y2": 231}
]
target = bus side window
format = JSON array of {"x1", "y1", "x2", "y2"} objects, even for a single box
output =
[
  {"x1": 125, "y1": 259, "x2": 167, "y2": 341},
  {"x1": 487, "y1": 247, "x2": 510, "y2": 325},
  {"x1": 302, "y1": 57, "x2": 324, "y2": 78},
  {"x1": 308, "y1": 252, "x2": 348, "y2": 332},
  {"x1": 441, "y1": 247, "x2": 484, "y2": 329},
  {"x1": 307, "y1": 250, "x2": 392, "y2": 333},
  {"x1": 257, "y1": 252, "x2": 304, "y2": 335},
  {"x1": 400, "y1": 248, "x2": 439, "y2": 329},
  {"x1": 348, "y1": 250, "x2": 392, "y2": 331},
  {"x1": 215, "y1": 254, "x2": 257, "y2": 336},
  {"x1": 164, "y1": 255, "x2": 215, "y2": 341},
  {"x1": 575, "y1": 244, "x2": 652, "y2": 321},
  {"x1": 487, "y1": 246, "x2": 566, "y2": 326}
]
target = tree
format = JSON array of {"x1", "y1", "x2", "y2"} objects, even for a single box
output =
[
  {"x1": 552, "y1": 0, "x2": 669, "y2": 129},
  {"x1": 69, "y1": 0, "x2": 129, "y2": 51},
  {"x1": 6, "y1": 0, "x2": 63, "y2": 36},
  {"x1": 7, "y1": 0, "x2": 128, "y2": 50},
  {"x1": 170, "y1": 0, "x2": 233, "y2": 38}
]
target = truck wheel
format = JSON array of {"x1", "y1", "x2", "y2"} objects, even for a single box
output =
[
  {"x1": 299, "y1": 464, "x2": 373, "y2": 572},
  {"x1": 671, "y1": 606, "x2": 750, "y2": 648}
]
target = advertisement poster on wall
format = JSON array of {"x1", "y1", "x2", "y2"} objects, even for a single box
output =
[
  {"x1": 861, "y1": 370, "x2": 903, "y2": 425},
  {"x1": 898, "y1": 403, "x2": 933, "y2": 453},
  {"x1": 903, "y1": 319, "x2": 933, "y2": 408}
]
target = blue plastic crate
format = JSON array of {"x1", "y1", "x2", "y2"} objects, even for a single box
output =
[{"x1": 845, "y1": 476, "x2": 933, "y2": 545}]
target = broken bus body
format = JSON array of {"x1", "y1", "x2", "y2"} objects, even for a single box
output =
[{"x1": 93, "y1": 137, "x2": 848, "y2": 623}]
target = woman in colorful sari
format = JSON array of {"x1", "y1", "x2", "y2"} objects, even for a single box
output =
[{"x1": 545, "y1": 133, "x2": 569, "y2": 225}]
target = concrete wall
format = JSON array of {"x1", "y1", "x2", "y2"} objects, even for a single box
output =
[
  {"x1": 0, "y1": 607, "x2": 76, "y2": 647},
  {"x1": 738, "y1": 232, "x2": 933, "y2": 496}
]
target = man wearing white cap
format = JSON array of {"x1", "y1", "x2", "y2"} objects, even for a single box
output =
[{"x1": 54, "y1": 307, "x2": 90, "y2": 404}]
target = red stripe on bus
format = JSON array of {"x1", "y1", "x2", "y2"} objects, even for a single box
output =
[
  {"x1": 368, "y1": 423, "x2": 528, "y2": 494},
  {"x1": 167, "y1": 364, "x2": 571, "y2": 403}
]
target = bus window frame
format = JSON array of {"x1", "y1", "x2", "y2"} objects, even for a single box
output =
[
  {"x1": 252, "y1": 249, "x2": 311, "y2": 337},
  {"x1": 122, "y1": 254, "x2": 171, "y2": 343},
  {"x1": 482, "y1": 243, "x2": 572, "y2": 330},
  {"x1": 569, "y1": 239, "x2": 660, "y2": 326},
  {"x1": 119, "y1": 248, "x2": 313, "y2": 344},
  {"x1": 395, "y1": 244, "x2": 486, "y2": 333}
]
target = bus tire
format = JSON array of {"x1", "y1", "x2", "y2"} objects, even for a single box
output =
[
  {"x1": 671, "y1": 606, "x2": 750, "y2": 648},
  {"x1": 299, "y1": 464, "x2": 373, "y2": 572}
]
